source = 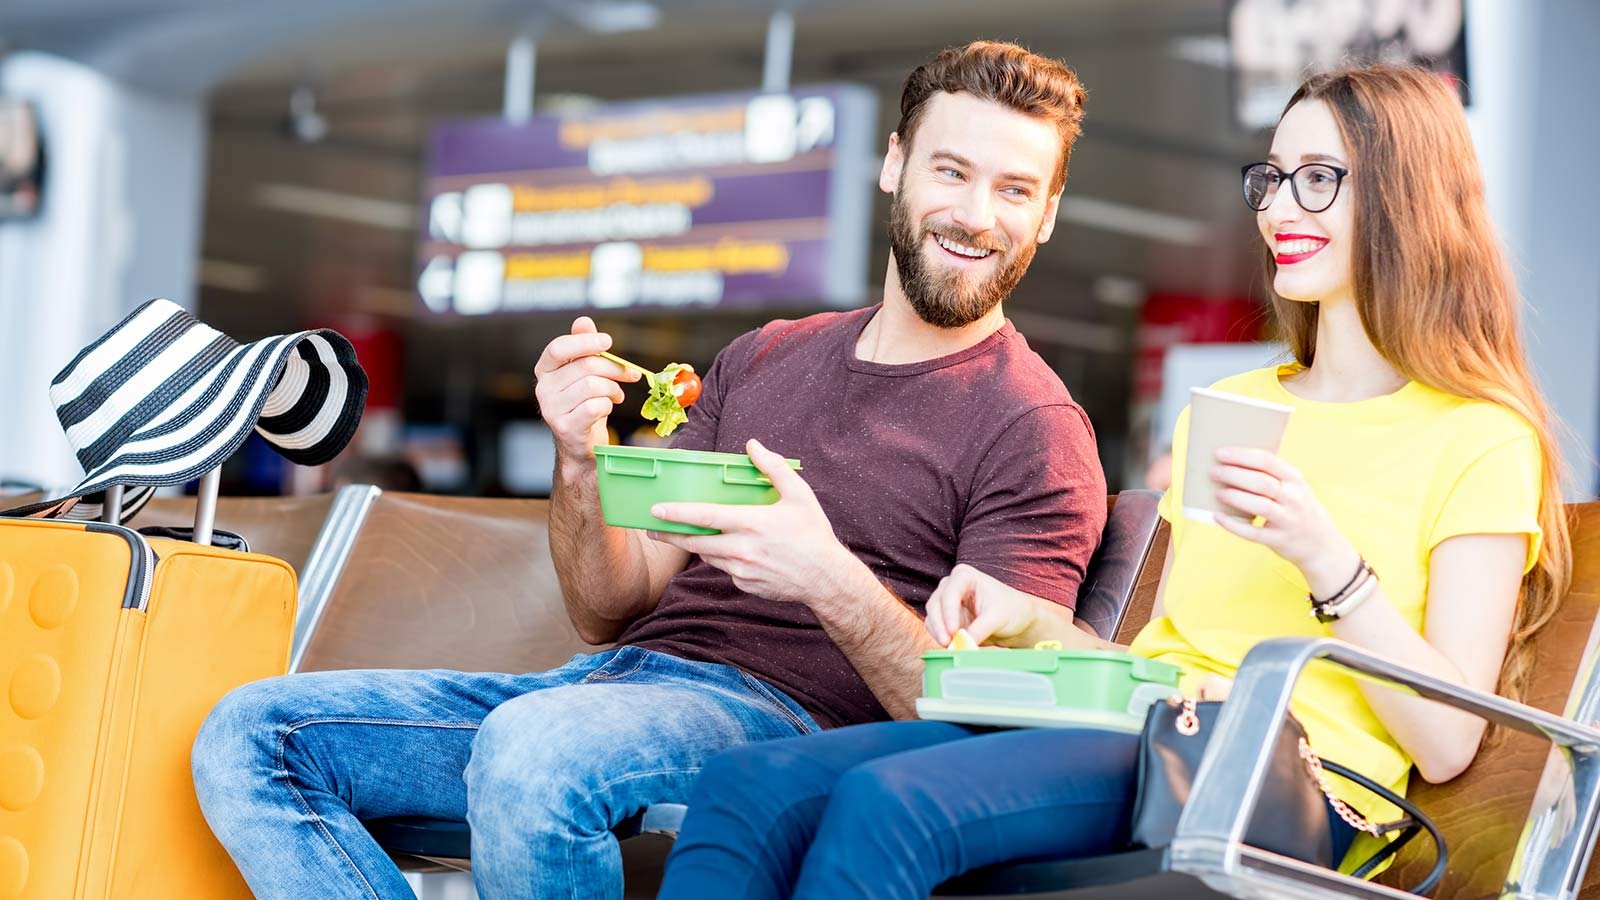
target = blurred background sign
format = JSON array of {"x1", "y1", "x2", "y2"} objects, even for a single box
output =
[
  {"x1": 416, "y1": 84, "x2": 876, "y2": 316},
  {"x1": 1229, "y1": 0, "x2": 1468, "y2": 129}
]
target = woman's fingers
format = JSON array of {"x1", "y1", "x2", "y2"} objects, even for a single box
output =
[
  {"x1": 1213, "y1": 511, "x2": 1268, "y2": 543},
  {"x1": 1210, "y1": 464, "x2": 1280, "y2": 498},
  {"x1": 1215, "y1": 487, "x2": 1280, "y2": 520},
  {"x1": 1216, "y1": 446, "x2": 1299, "y2": 483}
]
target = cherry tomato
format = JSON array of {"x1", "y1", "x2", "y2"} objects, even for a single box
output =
[{"x1": 671, "y1": 369, "x2": 702, "y2": 406}]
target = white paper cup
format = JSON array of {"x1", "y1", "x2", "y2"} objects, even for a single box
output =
[{"x1": 1181, "y1": 387, "x2": 1293, "y2": 524}]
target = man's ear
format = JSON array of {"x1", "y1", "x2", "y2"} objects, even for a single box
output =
[
  {"x1": 879, "y1": 133, "x2": 905, "y2": 195},
  {"x1": 1036, "y1": 191, "x2": 1063, "y2": 243}
]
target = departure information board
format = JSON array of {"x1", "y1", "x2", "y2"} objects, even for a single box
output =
[{"x1": 417, "y1": 85, "x2": 876, "y2": 316}]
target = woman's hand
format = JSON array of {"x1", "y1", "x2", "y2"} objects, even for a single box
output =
[
  {"x1": 1194, "y1": 674, "x2": 1234, "y2": 702},
  {"x1": 924, "y1": 564, "x2": 1055, "y2": 647},
  {"x1": 1210, "y1": 447, "x2": 1361, "y2": 598}
]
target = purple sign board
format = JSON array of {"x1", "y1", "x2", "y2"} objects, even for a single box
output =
[{"x1": 417, "y1": 85, "x2": 877, "y2": 316}]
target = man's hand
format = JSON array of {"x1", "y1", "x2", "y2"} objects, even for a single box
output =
[
  {"x1": 650, "y1": 439, "x2": 871, "y2": 608},
  {"x1": 533, "y1": 317, "x2": 641, "y2": 464}
]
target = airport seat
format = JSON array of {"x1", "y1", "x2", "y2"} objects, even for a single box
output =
[
  {"x1": 932, "y1": 500, "x2": 1600, "y2": 900},
  {"x1": 337, "y1": 486, "x2": 1164, "y2": 871}
]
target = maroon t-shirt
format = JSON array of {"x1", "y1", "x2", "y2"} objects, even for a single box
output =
[{"x1": 617, "y1": 307, "x2": 1106, "y2": 727}]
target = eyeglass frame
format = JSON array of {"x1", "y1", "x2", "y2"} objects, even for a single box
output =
[{"x1": 1239, "y1": 162, "x2": 1351, "y2": 213}]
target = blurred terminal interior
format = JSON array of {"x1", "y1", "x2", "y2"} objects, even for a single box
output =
[{"x1": 0, "y1": 0, "x2": 1597, "y2": 499}]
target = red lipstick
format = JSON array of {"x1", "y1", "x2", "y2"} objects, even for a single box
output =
[{"x1": 1273, "y1": 232, "x2": 1329, "y2": 266}]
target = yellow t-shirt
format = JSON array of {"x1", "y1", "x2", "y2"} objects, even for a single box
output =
[{"x1": 1131, "y1": 365, "x2": 1542, "y2": 835}]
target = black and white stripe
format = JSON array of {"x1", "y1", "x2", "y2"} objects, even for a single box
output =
[{"x1": 1, "y1": 298, "x2": 367, "y2": 524}]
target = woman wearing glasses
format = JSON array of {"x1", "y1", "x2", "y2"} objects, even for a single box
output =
[{"x1": 655, "y1": 63, "x2": 1570, "y2": 900}]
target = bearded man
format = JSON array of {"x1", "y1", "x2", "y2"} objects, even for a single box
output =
[{"x1": 192, "y1": 40, "x2": 1107, "y2": 900}]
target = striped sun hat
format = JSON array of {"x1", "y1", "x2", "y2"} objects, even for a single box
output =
[{"x1": 3, "y1": 298, "x2": 367, "y2": 522}]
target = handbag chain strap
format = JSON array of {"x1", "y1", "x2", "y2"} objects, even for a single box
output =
[
  {"x1": 1174, "y1": 698, "x2": 1380, "y2": 836},
  {"x1": 1297, "y1": 737, "x2": 1381, "y2": 835}
]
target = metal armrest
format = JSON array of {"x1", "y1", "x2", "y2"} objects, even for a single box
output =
[
  {"x1": 1171, "y1": 637, "x2": 1600, "y2": 899},
  {"x1": 290, "y1": 483, "x2": 382, "y2": 672}
]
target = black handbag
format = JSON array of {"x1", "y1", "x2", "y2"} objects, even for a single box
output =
[{"x1": 1130, "y1": 698, "x2": 1448, "y2": 896}]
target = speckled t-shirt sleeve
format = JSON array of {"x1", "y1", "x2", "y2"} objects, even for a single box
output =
[
  {"x1": 668, "y1": 329, "x2": 757, "y2": 454},
  {"x1": 957, "y1": 404, "x2": 1107, "y2": 609}
]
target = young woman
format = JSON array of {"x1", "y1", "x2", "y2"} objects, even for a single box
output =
[{"x1": 653, "y1": 63, "x2": 1573, "y2": 900}]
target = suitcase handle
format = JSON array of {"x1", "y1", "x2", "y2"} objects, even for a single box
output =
[{"x1": 102, "y1": 468, "x2": 222, "y2": 546}]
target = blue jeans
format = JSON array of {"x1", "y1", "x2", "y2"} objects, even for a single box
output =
[
  {"x1": 190, "y1": 646, "x2": 819, "y2": 900},
  {"x1": 658, "y1": 721, "x2": 1358, "y2": 900}
]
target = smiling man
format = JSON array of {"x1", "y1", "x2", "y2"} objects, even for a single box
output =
[{"x1": 192, "y1": 41, "x2": 1107, "y2": 900}]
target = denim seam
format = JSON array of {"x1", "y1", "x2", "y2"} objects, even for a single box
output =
[
  {"x1": 560, "y1": 765, "x2": 698, "y2": 900},
  {"x1": 273, "y1": 717, "x2": 482, "y2": 899},
  {"x1": 738, "y1": 671, "x2": 815, "y2": 735},
  {"x1": 582, "y1": 651, "x2": 649, "y2": 683},
  {"x1": 594, "y1": 764, "x2": 701, "y2": 795}
]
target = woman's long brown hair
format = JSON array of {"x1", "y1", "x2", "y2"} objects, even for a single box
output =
[{"x1": 1272, "y1": 65, "x2": 1572, "y2": 701}]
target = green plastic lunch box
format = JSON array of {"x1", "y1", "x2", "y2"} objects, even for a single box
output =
[
  {"x1": 917, "y1": 647, "x2": 1182, "y2": 732},
  {"x1": 592, "y1": 444, "x2": 802, "y2": 535}
]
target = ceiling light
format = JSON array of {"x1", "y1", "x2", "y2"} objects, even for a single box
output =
[
  {"x1": 568, "y1": 0, "x2": 661, "y2": 34},
  {"x1": 1168, "y1": 35, "x2": 1231, "y2": 70},
  {"x1": 199, "y1": 259, "x2": 267, "y2": 293},
  {"x1": 1058, "y1": 196, "x2": 1211, "y2": 247},
  {"x1": 253, "y1": 183, "x2": 416, "y2": 232}
]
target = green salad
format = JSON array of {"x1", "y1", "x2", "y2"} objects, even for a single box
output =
[{"x1": 642, "y1": 363, "x2": 694, "y2": 437}]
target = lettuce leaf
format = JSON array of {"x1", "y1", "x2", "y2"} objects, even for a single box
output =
[{"x1": 641, "y1": 363, "x2": 691, "y2": 437}]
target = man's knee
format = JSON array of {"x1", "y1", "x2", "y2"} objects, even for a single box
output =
[
  {"x1": 466, "y1": 692, "x2": 610, "y2": 836},
  {"x1": 191, "y1": 677, "x2": 298, "y2": 816}
]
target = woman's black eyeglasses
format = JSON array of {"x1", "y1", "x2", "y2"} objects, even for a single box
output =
[{"x1": 1240, "y1": 162, "x2": 1350, "y2": 213}]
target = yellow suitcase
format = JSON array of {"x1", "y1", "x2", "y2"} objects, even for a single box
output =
[{"x1": 0, "y1": 492, "x2": 296, "y2": 900}]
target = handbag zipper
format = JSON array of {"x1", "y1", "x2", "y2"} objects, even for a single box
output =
[{"x1": 84, "y1": 522, "x2": 157, "y2": 611}]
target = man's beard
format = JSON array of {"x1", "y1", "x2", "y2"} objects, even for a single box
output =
[{"x1": 887, "y1": 189, "x2": 1038, "y2": 329}]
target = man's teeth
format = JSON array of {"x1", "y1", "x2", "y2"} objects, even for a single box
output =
[
  {"x1": 935, "y1": 235, "x2": 993, "y2": 259},
  {"x1": 1276, "y1": 239, "x2": 1325, "y2": 255}
]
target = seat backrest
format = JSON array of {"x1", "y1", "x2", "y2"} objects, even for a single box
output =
[
  {"x1": 296, "y1": 489, "x2": 1168, "y2": 671},
  {"x1": 295, "y1": 492, "x2": 598, "y2": 674},
  {"x1": 1112, "y1": 519, "x2": 1170, "y2": 646},
  {"x1": 1376, "y1": 501, "x2": 1600, "y2": 896},
  {"x1": 136, "y1": 493, "x2": 335, "y2": 572},
  {"x1": 1076, "y1": 490, "x2": 1164, "y2": 641}
]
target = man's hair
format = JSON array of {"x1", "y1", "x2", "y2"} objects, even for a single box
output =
[{"x1": 895, "y1": 40, "x2": 1088, "y2": 195}]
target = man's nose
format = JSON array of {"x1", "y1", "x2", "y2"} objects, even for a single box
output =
[{"x1": 949, "y1": 187, "x2": 996, "y2": 238}]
